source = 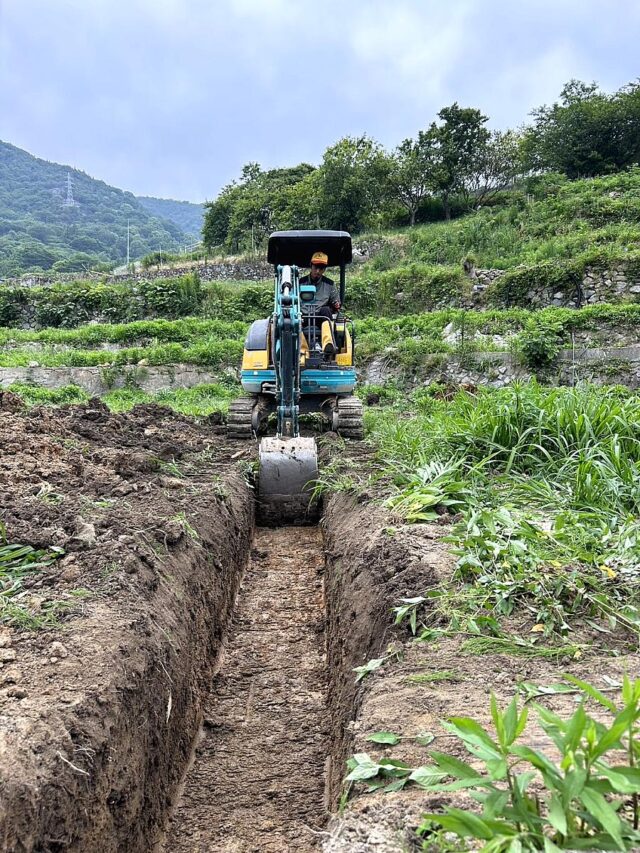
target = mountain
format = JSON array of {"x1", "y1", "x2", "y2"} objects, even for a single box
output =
[
  {"x1": 0, "y1": 140, "x2": 191, "y2": 276},
  {"x1": 136, "y1": 196, "x2": 204, "y2": 239}
]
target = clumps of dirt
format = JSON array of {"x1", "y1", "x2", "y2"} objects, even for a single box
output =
[
  {"x1": 0, "y1": 398, "x2": 240, "y2": 553},
  {"x1": 0, "y1": 401, "x2": 255, "y2": 853}
]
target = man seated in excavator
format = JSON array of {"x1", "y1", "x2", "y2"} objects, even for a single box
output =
[{"x1": 299, "y1": 251, "x2": 340, "y2": 357}]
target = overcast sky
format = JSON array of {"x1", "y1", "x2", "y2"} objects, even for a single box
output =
[{"x1": 1, "y1": 0, "x2": 639, "y2": 203}]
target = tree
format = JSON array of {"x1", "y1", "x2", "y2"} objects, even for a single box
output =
[
  {"x1": 466, "y1": 130, "x2": 524, "y2": 207},
  {"x1": 278, "y1": 168, "x2": 324, "y2": 231},
  {"x1": 14, "y1": 242, "x2": 58, "y2": 270},
  {"x1": 525, "y1": 79, "x2": 640, "y2": 177},
  {"x1": 424, "y1": 104, "x2": 490, "y2": 219},
  {"x1": 203, "y1": 184, "x2": 242, "y2": 250},
  {"x1": 387, "y1": 135, "x2": 435, "y2": 226},
  {"x1": 52, "y1": 252, "x2": 97, "y2": 273},
  {"x1": 320, "y1": 136, "x2": 390, "y2": 232},
  {"x1": 202, "y1": 163, "x2": 318, "y2": 252}
]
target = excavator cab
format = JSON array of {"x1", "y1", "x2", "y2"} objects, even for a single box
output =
[{"x1": 228, "y1": 230, "x2": 364, "y2": 523}]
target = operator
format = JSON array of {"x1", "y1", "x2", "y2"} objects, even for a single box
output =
[{"x1": 299, "y1": 251, "x2": 340, "y2": 355}]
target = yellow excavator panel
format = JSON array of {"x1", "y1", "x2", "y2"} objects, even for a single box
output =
[
  {"x1": 242, "y1": 349, "x2": 269, "y2": 370},
  {"x1": 336, "y1": 326, "x2": 353, "y2": 366}
]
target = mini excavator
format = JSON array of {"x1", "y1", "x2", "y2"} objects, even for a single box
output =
[{"x1": 228, "y1": 230, "x2": 363, "y2": 523}]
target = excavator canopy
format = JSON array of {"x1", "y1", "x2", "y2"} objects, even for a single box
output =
[{"x1": 267, "y1": 230, "x2": 352, "y2": 268}]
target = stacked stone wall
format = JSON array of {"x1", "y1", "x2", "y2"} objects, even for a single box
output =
[{"x1": 470, "y1": 263, "x2": 640, "y2": 308}]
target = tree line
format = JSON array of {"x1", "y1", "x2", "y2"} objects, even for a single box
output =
[{"x1": 203, "y1": 79, "x2": 640, "y2": 253}]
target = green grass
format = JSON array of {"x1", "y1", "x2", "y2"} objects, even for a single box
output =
[
  {"x1": 0, "y1": 316, "x2": 248, "y2": 348},
  {"x1": 0, "y1": 528, "x2": 66, "y2": 627},
  {"x1": 1, "y1": 303, "x2": 640, "y2": 375},
  {"x1": 460, "y1": 636, "x2": 584, "y2": 659},
  {"x1": 7, "y1": 380, "x2": 239, "y2": 416},
  {"x1": 0, "y1": 337, "x2": 245, "y2": 369},
  {"x1": 357, "y1": 168, "x2": 640, "y2": 271},
  {"x1": 366, "y1": 381, "x2": 640, "y2": 642},
  {"x1": 103, "y1": 382, "x2": 238, "y2": 415},
  {"x1": 7, "y1": 382, "x2": 90, "y2": 405}
]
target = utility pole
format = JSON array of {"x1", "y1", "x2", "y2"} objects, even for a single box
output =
[{"x1": 126, "y1": 219, "x2": 130, "y2": 267}]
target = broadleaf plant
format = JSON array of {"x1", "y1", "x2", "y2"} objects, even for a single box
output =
[{"x1": 345, "y1": 678, "x2": 640, "y2": 851}]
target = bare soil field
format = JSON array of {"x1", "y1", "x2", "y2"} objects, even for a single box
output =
[{"x1": 1, "y1": 402, "x2": 638, "y2": 852}]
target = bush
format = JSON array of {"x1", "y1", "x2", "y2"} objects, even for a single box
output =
[
  {"x1": 202, "y1": 281, "x2": 273, "y2": 322},
  {"x1": 516, "y1": 320, "x2": 563, "y2": 369},
  {"x1": 0, "y1": 287, "x2": 28, "y2": 326},
  {"x1": 349, "y1": 263, "x2": 468, "y2": 315}
]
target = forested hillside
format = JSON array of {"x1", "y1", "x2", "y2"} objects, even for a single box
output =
[
  {"x1": 0, "y1": 141, "x2": 190, "y2": 276},
  {"x1": 137, "y1": 196, "x2": 204, "y2": 238}
]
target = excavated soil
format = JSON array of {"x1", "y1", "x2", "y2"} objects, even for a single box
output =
[
  {"x1": 0, "y1": 395, "x2": 254, "y2": 852},
  {"x1": 162, "y1": 527, "x2": 329, "y2": 852}
]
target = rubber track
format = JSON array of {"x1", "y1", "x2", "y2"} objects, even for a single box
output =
[
  {"x1": 227, "y1": 395, "x2": 255, "y2": 439},
  {"x1": 336, "y1": 395, "x2": 364, "y2": 439}
]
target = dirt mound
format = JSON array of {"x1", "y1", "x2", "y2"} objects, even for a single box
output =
[
  {"x1": 322, "y1": 495, "x2": 451, "y2": 806},
  {"x1": 0, "y1": 402, "x2": 254, "y2": 852}
]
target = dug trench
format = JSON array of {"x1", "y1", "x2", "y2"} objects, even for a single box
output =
[{"x1": 0, "y1": 398, "x2": 440, "y2": 852}]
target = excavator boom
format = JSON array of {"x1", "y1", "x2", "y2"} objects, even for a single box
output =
[
  {"x1": 228, "y1": 230, "x2": 359, "y2": 524},
  {"x1": 257, "y1": 264, "x2": 318, "y2": 524}
]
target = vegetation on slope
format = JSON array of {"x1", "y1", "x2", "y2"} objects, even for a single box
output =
[
  {"x1": 136, "y1": 196, "x2": 204, "y2": 238},
  {"x1": 203, "y1": 79, "x2": 640, "y2": 253},
  {"x1": 0, "y1": 140, "x2": 189, "y2": 276},
  {"x1": 2, "y1": 305, "x2": 640, "y2": 376},
  {"x1": 363, "y1": 381, "x2": 640, "y2": 644},
  {"x1": 7, "y1": 380, "x2": 237, "y2": 416}
]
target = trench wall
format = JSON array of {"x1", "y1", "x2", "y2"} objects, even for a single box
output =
[
  {"x1": 322, "y1": 494, "x2": 441, "y2": 805},
  {"x1": 0, "y1": 472, "x2": 254, "y2": 853}
]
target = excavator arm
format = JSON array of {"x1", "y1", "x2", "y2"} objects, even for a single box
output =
[
  {"x1": 273, "y1": 265, "x2": 300, "y2": 438},
  {"x1": 258, "y1": 264, "x2": 319, "y2": 524}
]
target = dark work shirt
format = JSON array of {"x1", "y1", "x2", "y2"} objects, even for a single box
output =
[{"x1": 299, "y1": 275, "x2": 340, "y2": 316}]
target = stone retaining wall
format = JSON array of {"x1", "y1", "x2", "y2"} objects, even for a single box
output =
[
  {"x1": 364, "y1": 344, "x2": 640, "y2": 390},
  {"x1": 10, "y1": 260, "x2": 272, "y2": 289},
  {"x1": 4, "y1": 345, "x2": 640, "y2": 396},
  {"x1": 0, "y1": 365, "x2": 227, "y2": 396},
  {"x1": 472, "y1": 264, "x2": 640, "y2": 307}
]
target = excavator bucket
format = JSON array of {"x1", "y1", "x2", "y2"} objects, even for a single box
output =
[{"x1": 257, "y1": 436, "x2": 319, "y2": 525}]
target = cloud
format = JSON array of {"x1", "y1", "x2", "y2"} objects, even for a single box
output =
[{"x1": 2, "y1": 0, "x2": 639, "y2": 201}]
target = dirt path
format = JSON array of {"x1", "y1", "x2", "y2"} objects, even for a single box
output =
[{"x1": 161, "y1": 527, "x2": 329, "y2": 852}]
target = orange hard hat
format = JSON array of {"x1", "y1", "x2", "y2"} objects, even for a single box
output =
[{"x1": 310, "y1": 251, "x2": 328, "y2": 266}]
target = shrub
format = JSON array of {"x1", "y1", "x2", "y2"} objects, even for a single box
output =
[
  {"x1": 0, "y1": 287, "x2": 28, "y2": 326},
  {"x1": 516, "y1": 320, "x2": 563, "y2": 369},
  {"x1": 202, "y1": 281, "x2": 273, "y2": 322},
  {"x1": 1, "y1": 274, "x2": 203, "y2": 329}
]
